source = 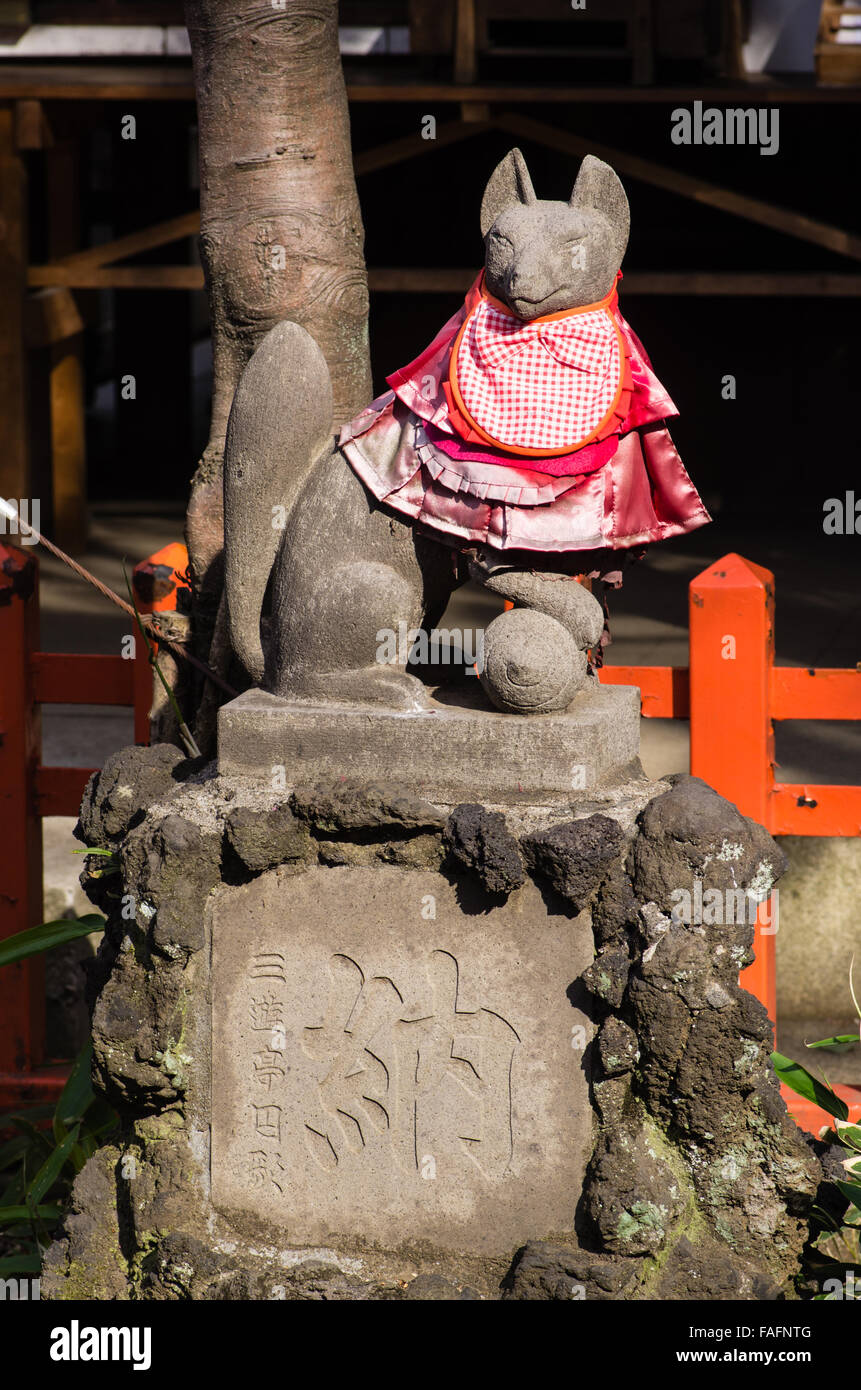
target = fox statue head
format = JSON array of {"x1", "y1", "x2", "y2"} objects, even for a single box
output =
[{"x1": 480, "y1": 148, "x2": 630, "y2": 319}]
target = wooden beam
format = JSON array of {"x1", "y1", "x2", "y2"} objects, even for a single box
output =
[
  {"x1": 816, "y1": 48, "x2": 861, "y2": 85},
  {"x1": 722, "y1": 0, "x2": 746, "y2": 81},
  {"x1": 368, "y1": 268, "x2": 474, "y2": 292},
  {"x1": 24, "y1": 286, "x2": 85, "y2": 348},
  {"x1": 2, "y1": 64, "x2": 861, "y2": 104},
  {"x1": 631, "y1": 0, "x2": 655, "y2": 86},
  {"x1": 28, "y1": 264, "x2": 204, "y2": 289},
  {"x1": 0, "y1": 63, "x2": 197, "y2": 100},
  {"x1": 460, "y1": 101, "x2": 491, "y2": 122},
  {"x1": 43, "y1": 135, "x2": 88, "y2": 552},
  {"x1": 49, "y1": 339, "x2": 87, "y2": 553},
  {"x1": 496, "y1": 111, "x2": 861, "y2": 262},
  {"x1": 0, "y1": 104, "x2": 30, "y2": 504},
  {"x1": 25, "y1": 265, "x2": 861, "y2": 296},
  {"x1": 364, "y1": 85, "x2": 861, "y2": 106},
  {"x1": 51, "y1": 209, "x2": 200, "y2": 270},
  {"x1": 374, "y1": 269, "x2": 861, "y2": 297},
  {"x1": 620, "y1": 272, "x2": 861, "y2": 295},
  {"x1": 454, "y1": 0, "x2": 478, "y2": 85},
  {"x1": 354, "y1": 117, "x2": 490, "y2": 178},
  {"x1": 14, "y1": 97, "x2": 50, "y2": 149},
  {"x1": 345, "y1": 79, "x2": 861, "y2": 106}
]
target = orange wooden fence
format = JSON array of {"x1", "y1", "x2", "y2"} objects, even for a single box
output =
[
  {"x1": 1, "y1": 545, "x2": 859, "y2": 1129},
  {"x1": 0, "y1": 542, "x2": 153, "y2": 1105},
  {"x1": 599, "y1": 551, "x2": 861, "y2": 1130}
]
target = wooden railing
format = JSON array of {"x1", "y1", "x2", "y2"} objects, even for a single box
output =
[
  {"x1": 0, "y1": 541, "x2": 152, "y2": 1105},
  {"x1": 600, "y1": 551, "x2": 861, "y2": 1129}
]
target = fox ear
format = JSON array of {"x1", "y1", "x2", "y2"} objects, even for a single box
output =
[
  {"x1": 570, "y1": 154, "x2": 630, "y2": 262},
  {"x1": 480, "y1": 148, "x2": 536, "y2": 237}
]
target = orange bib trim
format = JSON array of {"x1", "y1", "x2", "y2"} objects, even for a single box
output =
[{"x1": 446, "y1": 273, "x2": 628, "y2": 459}]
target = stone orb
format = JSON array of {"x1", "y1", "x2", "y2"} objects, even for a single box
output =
[{"x1": 479, "y1": 608, "x2": 587, "y2": 714}]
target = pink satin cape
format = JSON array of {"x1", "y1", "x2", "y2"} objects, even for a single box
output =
[{"x1": 339, "y1": 275, "x2": 711, "y2": 554}]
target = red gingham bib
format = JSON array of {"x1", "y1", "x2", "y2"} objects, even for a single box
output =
[{"x1": 450, "y1": 286, "x2": 624, "y2": 455}]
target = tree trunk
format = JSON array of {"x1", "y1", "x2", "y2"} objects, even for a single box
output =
[{"x1": 184, "y1": 0, "x2": 372, "y2": 663}]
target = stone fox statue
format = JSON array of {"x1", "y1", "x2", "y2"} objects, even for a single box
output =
[{"x1": 224, "y1": 149, "x2": 709, "y2": 715}]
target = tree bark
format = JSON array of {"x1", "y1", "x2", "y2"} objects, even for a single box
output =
[{"x1": 184, "y1": 0, "x2": 371, "y2": 653}]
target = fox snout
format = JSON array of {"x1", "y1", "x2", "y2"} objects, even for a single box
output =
[{"x1": 485, "y1": 214, "x2": 607, "y2": 320}]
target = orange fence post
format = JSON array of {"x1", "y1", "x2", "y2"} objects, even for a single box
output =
[
  {"x1": 747, "y1": 899, "x2": 778, "y2": 1032},
  {"x1": 132, "y1": 542, "x2": 190, "y2": 616},
  {"x1": 0, "y1": 543, "x2": 44, "y2": 1079},
  {"x1": 689, "y1": 553, "x2": 775, "y2": 824},
  {"x1": 689, "y1": 553, "x2": 777, "y2": 1023}
]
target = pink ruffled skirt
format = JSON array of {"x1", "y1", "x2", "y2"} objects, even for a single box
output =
[{"x1": 340, "y1": 394, "x2": 711, "y2": 555}]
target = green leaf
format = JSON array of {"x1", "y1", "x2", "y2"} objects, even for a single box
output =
[
  {"x1": 0, "y1": 1204, "x2": 62, "y2": 1224},
  {"x1": 69, "y1": 1142, "x2": 90, "y2": 1173},
  {"x1": 805, "y1": 1034, "x2": 860, "y2": 1054},
  {"x1": 53, "y1": 1042, "x2": 94, "y2": 1143},
  {"x1": 0, "y1": 1135, "x2": 30, "y2": 1170},
  {"x1": 0, "y1": 1118, "x2": 52, "y2": 1181},
  {"x1": 0, "y1": 915, "x2": 105, "y2": 969},
  {"x1": 84, "y1": 1097, "x2": 119, "y2": 1137},
  {"x1": 835, "y1": 1123, "x2": 861, "y2": 1153},
  {"x1": 835, "y1": 1179, "x2": 861, "y2": 1213},
  {"x1": 809, "y1": 1203, "x2": 843, "y2": 1232},
  {"x1": 0, "y1": 1105, "x2": 55, "y2": 1160},
  {"x1": 772, "y1": 1051, "x2": 850, "y2": 1121},
  {"x1": 804, "y1": 1254, "x2": 861, "y2": 1279},
  {"x1": 0, "y1": 1169, "x2": 26, "y2": 1209},
  {"x1": 0, "y1": 1104, "x2": 55, "y2": 1125},
  {"x1": 26, "y1": 1125, "x2": 80, "y2": 1206},
  {"x1": 0, "y1": 1255, "x2": 41, "y2": 1276},
  {"x1": 73, "y1": 847, "x2": 115, "y2": 857}
]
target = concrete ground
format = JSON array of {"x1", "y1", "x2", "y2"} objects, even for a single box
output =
[{"x1": 36, "y1": 505, "x2": 860, "y2": 1077}]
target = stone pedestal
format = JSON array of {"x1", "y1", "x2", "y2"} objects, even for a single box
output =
[
  {"x1": 218, "y1": 682, "x2": 641, "y2": 804},
  {"x1": 43, "y1": 692, "x2": 822, "y2": 1302},
  {"x1": 209, "y1": 686, "x2": 642, "y2": 1264}
]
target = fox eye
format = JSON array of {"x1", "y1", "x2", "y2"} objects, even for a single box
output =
[{"x1": 489, "y1": 228, "x2": 513, "y2": 246}]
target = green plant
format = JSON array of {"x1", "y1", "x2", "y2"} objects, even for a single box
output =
[
  {"x1": 0, "y1": 912, "x2": 116, "y2": 1276},
  {"x1": 772, "y1": 960, "x2": 861, "y2": 1300},
  {"x1": 0, "y1": 913, "x2": 105, "y2": 970}
]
